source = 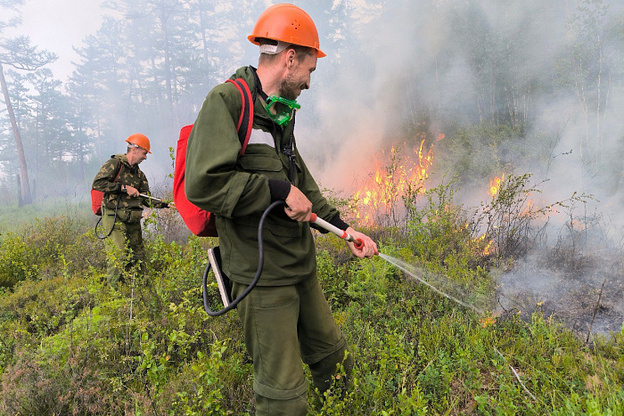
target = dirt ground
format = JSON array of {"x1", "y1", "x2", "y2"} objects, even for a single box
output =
[{"x1": 497, "y1": 248, "x2": 624, "y2": 339}]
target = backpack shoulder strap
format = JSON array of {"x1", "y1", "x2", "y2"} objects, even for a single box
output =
[
  {"x1": 113, "y1": 160, "x2": 124, "y2": 182},
  {"x1": 225, "y1": 78, "x2": 254, "y2": 156}
]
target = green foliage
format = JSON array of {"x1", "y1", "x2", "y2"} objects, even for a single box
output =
[
  {"x1": 0, "y1": 199, "x2": 92, "y2": 232},
  {"x1": 0, "y1": 215, "x2": 104, "y2": 288},
  {"x1": 0, "y1": 199, "x2": 622, "y2": 414},
  {"x1": 405, "y1": 181, "x2": 480, "y2": 265},
  {"x1": 0, "y1": 232, "x2": 38, "y2": 286},
  {"x1": 476, "y1": 173, "x2": 595, "y2": 260},
  {"x1": 436, "y1": 123, "x2": 519, "y2": 185}
]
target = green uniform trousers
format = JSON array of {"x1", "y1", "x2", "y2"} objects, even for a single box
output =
[
  {"x1": 101, "y1": 208, "x2": 144, "y2": 283},
  {"x1": 232, "y1": 271, "x2": 353, "y2": 416}
]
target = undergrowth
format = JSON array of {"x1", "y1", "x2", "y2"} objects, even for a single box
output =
[{"x1": 0, "y1": 185, "x2": 622, "y2": 414}]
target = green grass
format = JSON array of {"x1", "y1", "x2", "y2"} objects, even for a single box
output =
[
  {"x1": 0, "y1": 197, "x2": 93, "y2": 234},
  {"x1": 0, "y1": 199, "x2": 621, "y2": 415}
]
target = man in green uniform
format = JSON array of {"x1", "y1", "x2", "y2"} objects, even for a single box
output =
[
  {"x1": 92, "y1": 133, "x2": 169, "y2": 284},
  {"x1": 185, "y1": 3, "x2": 378, "y2": 415}
]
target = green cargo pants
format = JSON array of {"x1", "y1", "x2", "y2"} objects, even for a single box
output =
[
  {"x1": 101, "y1": 207, "x2": 144, "y2": 284},
  {"x1": 232, "y1": 271, "x2": 353, "y2": 416}
]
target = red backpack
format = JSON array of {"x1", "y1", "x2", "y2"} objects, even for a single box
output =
[
  {"x1": 173, "y1": 78, "x2": 254, "y2": 237},
  {"x1": 91, "y1": 162, "x2": 123, "y2": 216}
]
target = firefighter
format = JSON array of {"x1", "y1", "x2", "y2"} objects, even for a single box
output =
[
  {"x1": 185, "y1": 3, "x2": 378, "y2": 415},
  {"x1": 92, "y1": 133, "x2": 169, "y2": 285}
]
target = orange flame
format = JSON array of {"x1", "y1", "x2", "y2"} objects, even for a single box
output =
[
  {"x1": 473, "y1": 233, "x2": 494, "y2": 256},
  {"x1": 480, "y1": 315, "x2": 497, "y2": 328},
  {"x1": 353, "y1": 140, "x2": 434, "y2": 226},
  {"x1": 470, "y1": 174, "x2": 508, "y2": 256},
  {"x1": 521, "y1": 198, "x2": 535, "y2": 217},
  {"x1": 480, "y1": 311, "x2": 501, "y2": 328},
  {"x1": 488, "y1": 173, "x2": 505, "y2": 198}
]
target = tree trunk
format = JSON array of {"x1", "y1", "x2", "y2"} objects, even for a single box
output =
[
  {"x1": 0, "y1": 62, "x2": 32, "y2": 204},
  {"x1": 16, "y1": 174, "x2": 23, "y2": 206}
]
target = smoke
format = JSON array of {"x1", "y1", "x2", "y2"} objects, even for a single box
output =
[
  {"x1": 304, "y1": 0, "x2": 623, "y2": 210},
  {"x1": 297, "y1": 0, "x2": 624, "y2": 230},
  {"x1": 498, "y1": 249, "x2": 624, "y2": 336},
  {"x1": 295, "y1": 0, "x2": 624, "y2": 336},
  {"x1": 16, "y1": 0, "x2": 105, "y2": 82}
]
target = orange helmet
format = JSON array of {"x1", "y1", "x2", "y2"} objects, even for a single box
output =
[
  {"x1": 248, "y1": 3, "x2": 325, "y2": 58},
  {"x1": 125, "y1": 133, "x2": 151, "y2": 153}
]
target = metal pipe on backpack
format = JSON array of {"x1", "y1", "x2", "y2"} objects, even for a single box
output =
[
  {"x1": 309, "y1": 213, "x2": 363, "y2": 249},
  {"x1": 139, "y1": 193, "x2": 163, "y2": 202}
]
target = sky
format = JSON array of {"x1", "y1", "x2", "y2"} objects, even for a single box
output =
[{"x1": 16, "y1": 0, "x2": 105, "y2": 81}]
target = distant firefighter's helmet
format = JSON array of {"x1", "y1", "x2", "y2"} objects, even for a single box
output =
[{"x1": 125, "y1": 133, "x2": 151, "y2": 153}]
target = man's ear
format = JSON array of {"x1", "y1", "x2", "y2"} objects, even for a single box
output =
[
  {"x1": 285, "y1": 48, "x2": 297, "y2": 68},
  {"x1": 127, "y1": 147, "x2": 137, "y2": 161}
]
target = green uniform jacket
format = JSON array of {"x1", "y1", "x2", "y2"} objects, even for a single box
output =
[
  {"x1": 185, "y1": 66, "x2": 341, "y2": 286},
  {"x1": 92, "y1": 154, "x2": 165, "y2": 212}
]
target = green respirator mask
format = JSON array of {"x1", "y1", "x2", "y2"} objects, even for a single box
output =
[{"x1": 263, "y1": 96, "x2": 301, "y2": 126}]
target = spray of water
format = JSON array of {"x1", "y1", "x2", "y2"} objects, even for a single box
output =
[
  {"x1": 379, "y1": 253, "x2": 485, "y2": 316},
  {"x1": 379, "y1": 253, "x2": 542, "y2": 401}
]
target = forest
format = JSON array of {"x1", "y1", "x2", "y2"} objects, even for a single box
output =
[{"x1": 1, "y1": 0, "x2": 623, "y2": 414}]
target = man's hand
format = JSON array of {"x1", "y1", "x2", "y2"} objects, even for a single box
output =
[
  {"x1": 125, "y1": 185, "x2": 139, "y2": 197},
  {"x1": 284, "y1": 185, "x2": 312, "y2": 222},
  {"x1": 345, "y1": 227, "x2": 378, "y2": 258}
]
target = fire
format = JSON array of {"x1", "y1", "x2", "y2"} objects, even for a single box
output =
[
  {"x1": 521, "y1": 198, "x2": 535, "y2": 216},
  {"x1": 488, "y1": 173, "x2": 505, "y2": 198},
  {"x1": 480, "y1": 315, "x2": 497, "y2": 328},
  {"x1": 480, "y1": 311, "x2": 501, "y2": 328},
  {"x1": 474, "y1": 233, "x2": 494, "y2": 256},
  {"x1": 352, "y1": 140, "x2": 434, "y2": 227},
  {"x1": 471, "y1": 173, "x2": 508, "y2": 256}
]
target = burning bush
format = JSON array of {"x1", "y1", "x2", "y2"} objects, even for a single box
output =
[
  {"x1": 476, "y1": 173, "x2": 543, "y2": 259},
  {"x1": 349, "y1": 140, "x2": 434, "y2": 229},
  {"x1": 476, "y1": 173, "x2": 594, "y2": 261}
]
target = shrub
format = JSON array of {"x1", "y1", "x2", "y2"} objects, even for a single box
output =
[
  {"x1": 0, "y1": 197, "x2": 622, "y2": 415},
  {"x1": 0, "y1": 233, "x2": 38, "y2": 287},
  {"x1": 0, "y1": 216, "x2": 104, "y2": 288}
]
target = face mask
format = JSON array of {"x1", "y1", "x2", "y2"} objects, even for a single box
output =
[{"x1": 263, "y1": 96, "x2": 301, "y2": 126}]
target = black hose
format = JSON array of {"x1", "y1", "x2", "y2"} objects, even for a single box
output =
[
  {"x1": 94, "y1": 196, "x2": 121, "y2": 240},
  {"x1": 203, "y1": 200, "x2": 283, "y2": 316}
]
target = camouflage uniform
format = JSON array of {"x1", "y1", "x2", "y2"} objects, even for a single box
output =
[{"x1": 92, "y1": 154, "x2": 166, "y2": 283}]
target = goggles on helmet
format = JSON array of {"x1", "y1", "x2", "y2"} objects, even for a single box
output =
[
  {"x1": 127, "y1": 143, "x2": 146, "y2": 151},
  {"x1": 263, "y1": 96, "x2": 301, "y2": 126}
]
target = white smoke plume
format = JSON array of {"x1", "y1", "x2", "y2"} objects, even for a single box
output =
[{"x1": 295, "y1": 0, "x2": 624, "y2": 336}]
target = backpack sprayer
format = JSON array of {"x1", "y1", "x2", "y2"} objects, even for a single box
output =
[
  {"x1": 202, "y1": 202, "x2": 364, "y2": 317},
  {"x1": 94, "y1": 193, "x2": 172, "y2": 239}
]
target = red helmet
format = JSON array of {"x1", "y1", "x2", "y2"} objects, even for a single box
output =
[
  {"x1": 248, "y1": 3, "x2": 325, "y2": 58},
  {"x1": 125, "y1": 133, "x2": 151, "y2": 153}
]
